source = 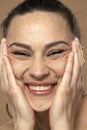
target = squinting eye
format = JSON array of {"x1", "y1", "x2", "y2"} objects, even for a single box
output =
[
  {"x1": 47, "y1": 49, "x2": 65, "y2": 57},
  {"x1": 11, "y1": 51, "x2": 32, "y2": 57}
]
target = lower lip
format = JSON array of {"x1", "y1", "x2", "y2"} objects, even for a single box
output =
[{"x1": 25, "y1": 84, "x2": 57, "y2": 96}]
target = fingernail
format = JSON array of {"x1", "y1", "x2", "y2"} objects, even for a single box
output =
[
  {"x1": 74, "y1": 37, "x2": 80, "y2": 45},
  {"x1": 1, "y1": 38, "x2": 6, "y2": 47}
]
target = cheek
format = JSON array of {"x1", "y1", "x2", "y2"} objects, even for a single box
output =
[
  {"x1": 9, "y1": 57, "x2": 27, "y2": 79},
  {"x1": 47, "y1": 58, "x2": 67, "y2": 77}
]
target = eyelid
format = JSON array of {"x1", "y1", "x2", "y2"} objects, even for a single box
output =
[
  {"x1": 9, "y1": 50, "x2": 32, "y2": 57},
  {"x1": 46, "y1": 49, "x2": 64, "y2": 56},
  {"x1": 46, "y1": 46, "x2": 71, "y2": 53},
  {"x1": 46, "y1": 45, "x2": 72, "y2": 57},
  {"x1": 13, "y1": 51, "x2": 31, "y2": 55}
]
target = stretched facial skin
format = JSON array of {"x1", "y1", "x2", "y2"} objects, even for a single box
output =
[{"x1": 7, "y1": 11, "x2": 73, "y2": 112}]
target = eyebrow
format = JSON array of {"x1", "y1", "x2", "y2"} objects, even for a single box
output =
[
  {"x1": 9, "y1": 41, "x2": 69, "y2": 50},
  {"x1": 9, "y1": 42, "x2": 32, "y2": 50},
  {"x1": 45, "y1": 41, "x2": 69, "y2": 50}
]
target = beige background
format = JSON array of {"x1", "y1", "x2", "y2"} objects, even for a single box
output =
[{"x1": 0, "y1": 0, "x2": 87, "y2": 126}]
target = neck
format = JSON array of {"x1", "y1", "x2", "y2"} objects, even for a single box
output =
[{"x1": 35, "y1": 110, "x2": 50, "y2": 130}]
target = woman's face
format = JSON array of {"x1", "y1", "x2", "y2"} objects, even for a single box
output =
[{"x1": 7, "y1": 11, "x2": 73, "y2": 112}]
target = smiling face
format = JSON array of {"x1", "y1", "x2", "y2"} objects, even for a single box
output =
[{"x1": 7, "y1": 11, "x2": 73, "y2": 112}]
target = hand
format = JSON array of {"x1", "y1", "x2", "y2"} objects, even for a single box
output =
[
  {"x1": 0, "y1": 38, "x2": 35, "y2": 130},
  {"x1": 49, "y1": 38, "x2": 85, "y2": 130}
]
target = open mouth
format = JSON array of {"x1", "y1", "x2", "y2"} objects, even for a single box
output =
[{"x1": 25, "y1": 82, "x2": 57, "y2": 96}]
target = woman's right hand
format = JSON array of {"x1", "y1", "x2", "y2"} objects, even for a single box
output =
[{"x1": 0, "y1": 38, "x2": 35, "y2": 130}]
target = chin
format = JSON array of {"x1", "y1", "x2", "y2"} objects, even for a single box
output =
[
  {"x1": 28, "y1": 96, "x2": 54, "y2": 112},
  {"x1": 25, "y1": 82, "x2": 57, "y2": 112},
  {"x1": 31, "y1": 102, "x2": 52, "y2": 112}
]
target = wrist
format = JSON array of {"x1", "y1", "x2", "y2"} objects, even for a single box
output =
[
  {"x1": 51, "y1": 125, "x2": 72, "y2": 130},
  {"x1": 14, "y1": 120, "x2": 34, "y2": 130},
  {"x1": 51, "y1": 126, "x2": 73, "y2": 130},
  {"x1": 50, "y1": 120, "x2": 73, "y2": 130}
]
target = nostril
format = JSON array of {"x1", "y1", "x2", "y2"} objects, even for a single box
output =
[
  {"x1": 28, "y1": 58, "x2": 50, "y2": 79},
  {"x1": 29, "y1": 65, "x2": 50, "y2": 79}
]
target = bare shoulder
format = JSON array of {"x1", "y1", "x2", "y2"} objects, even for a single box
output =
[
  {"x1": 76, "y1": 96, "x2": 87, "y2": 130},
  {"x1": 0, "y1": 120, "x2": 14, "y2": 130}
]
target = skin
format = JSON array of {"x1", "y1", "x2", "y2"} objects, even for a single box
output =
[
  {"x1": 7, "y1": 12, "x2": 73, "y2": 112},
  {"x1": 0, "y1": 11, "x2": 85, "y2": 130}
]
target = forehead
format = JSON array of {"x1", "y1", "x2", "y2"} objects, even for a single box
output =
[{"x1": 7, "y1": 11, "x2": 73, "y2": 44}]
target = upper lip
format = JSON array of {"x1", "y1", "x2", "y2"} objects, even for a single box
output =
[{"x1": 25, "y1": 82, "x2": 57, "y2": 86}]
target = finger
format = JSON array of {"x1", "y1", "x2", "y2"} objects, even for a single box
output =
[
  {"x1": 0, "y1": 40, "x2": 3, "y2": 84},
  {"x1": 3, "y1": 39, "x2": 25, "y2": 94},
  {"x1": 3, "y1": 40, "x2": 24, "y2": 95},
  {"x1": 1, "y1": 39, "x2": 13, "y2": 107},
  {"x1": 2, "y1": 40, "x2": 34, "y2": 119},
  {"x1": 2, "y1": 56, "x2": 9, "y2": 90},
  {"x1": 76, "y1": 38, "x2": 85, "y2": 90},
  {"x1": 70, "y1": 38, "x2": 83, "y2": 104},
  {"x1": 3, "y1": 39, "x2": 17, "y2": 88},
  {"x1": 1, "y1": 39, "x2": 8, "y2": 90},
  {"x1": 0, "y1": 39, "x2": 6, "y2": 63},
  {"x1": 53, "y1": 52, "x2": 74, "y2": 107},
  {"x1": 3, "y1": 41, "x2": 30, "y2": 112},
  {"x1": 0, "y1": 39, "x2": 5, "y2": 78},
  {"x1": 70, "y1": 38, "x2": 81, "y2": 87},
  {"x1": 75, "y1": 38, "x2": 85, "y2": 66},
  {"x1": 50, "y1": 53, "x2": 74, "y2": 117},
  {"x1": 3, "y1": 40, "x2": 25, "y2": 94},
  {"x1": 59, "y1": 52, "x2": 74, "y2": 93}
]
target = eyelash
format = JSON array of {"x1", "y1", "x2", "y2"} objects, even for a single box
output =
[
  {"x1": 11, "y1": 51, "x2": 32, "y2": 57},
  {"x1": 47, "y1": 49, "x2": 65, "y2": 57}
]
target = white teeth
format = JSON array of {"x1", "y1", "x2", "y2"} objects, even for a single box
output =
[{"x1": 29, "y1": 85, "x2": 51, "y2": 91}]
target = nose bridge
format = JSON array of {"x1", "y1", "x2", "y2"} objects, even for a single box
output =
[{"x1": 29, "y1": 55, "x2": 49, "y2": 78}]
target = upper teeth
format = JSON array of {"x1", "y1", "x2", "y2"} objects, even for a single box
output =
[{"x1": 29, "y1": 86, "x2": 51, "y2": 91}]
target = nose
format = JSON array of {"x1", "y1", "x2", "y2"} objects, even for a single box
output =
[{"x1": 29, "y1": 57, "x2": 50, "y2": 79}]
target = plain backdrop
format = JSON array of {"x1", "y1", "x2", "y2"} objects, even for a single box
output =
[{"x1": 0, "y1": 0, "x2": 87, "y2": 126}]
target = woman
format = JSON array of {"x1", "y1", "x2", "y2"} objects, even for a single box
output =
[{"x1": 0, "y1": 0, "x2": 86, "y2": 130}]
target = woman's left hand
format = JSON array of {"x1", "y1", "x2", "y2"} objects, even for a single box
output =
[{"x1": 49, "y1": 38, "x2": 85, "y2": 130}]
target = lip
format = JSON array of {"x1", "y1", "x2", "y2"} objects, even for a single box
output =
[{"x1": 25, "y1": 82, "x2": 57, "y2": 96}]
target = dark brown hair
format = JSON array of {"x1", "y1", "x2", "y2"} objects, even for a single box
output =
[{"x1": 1, "y1": 0, "x2": 80, "y2": 38}]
